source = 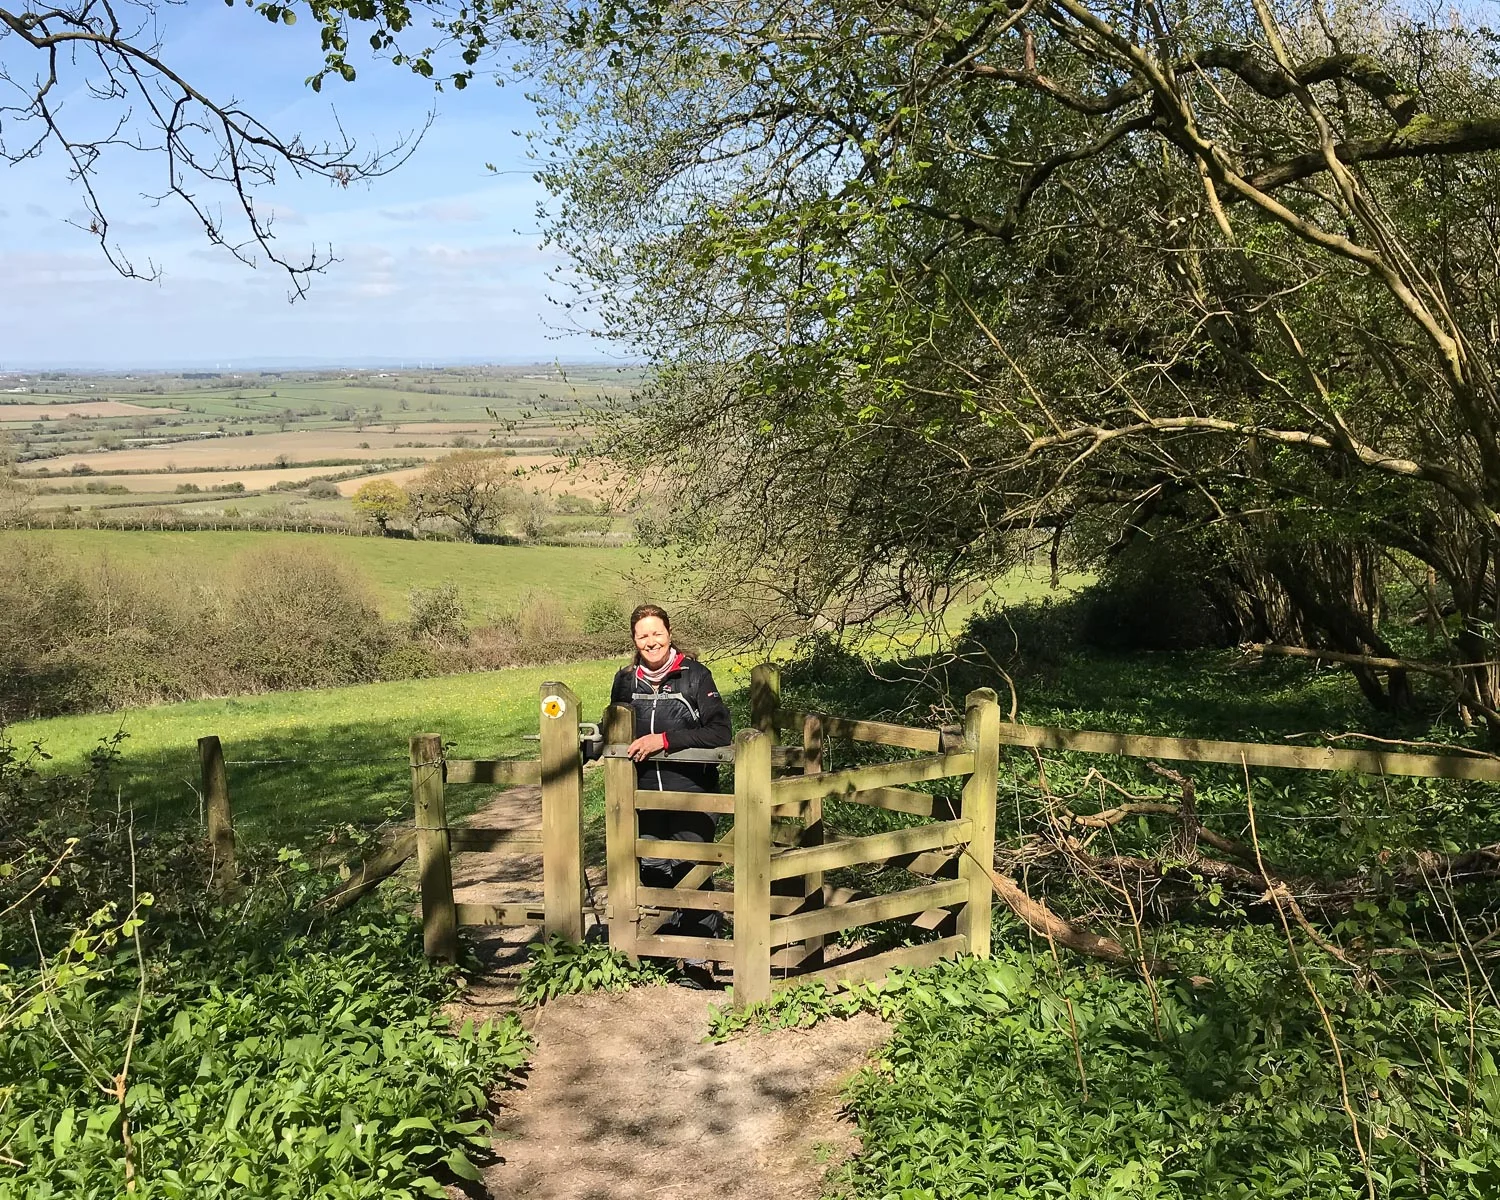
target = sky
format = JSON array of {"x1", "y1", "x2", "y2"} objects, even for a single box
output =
[{"x1": 0, "y1": 4, "x2": 606, "y2": 368}]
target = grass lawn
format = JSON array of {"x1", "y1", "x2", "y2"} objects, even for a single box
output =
[
  {"x1": 2, "y1": 528, "x2": 657, "y2": 623},
  {"x1": 9, "y1": 660, "x2": 629, "y2": 843}
]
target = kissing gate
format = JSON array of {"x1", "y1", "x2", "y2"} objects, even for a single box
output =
[{"x1": 406, "y1": 666, "x2": 1002, "y2": 1006}]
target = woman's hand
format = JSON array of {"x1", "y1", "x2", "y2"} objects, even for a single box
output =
[{"x1": 626, "y1": 733, "x2": 668, "y2": 762}]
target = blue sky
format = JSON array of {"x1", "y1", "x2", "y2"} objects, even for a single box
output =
[{"x1": 0, "y1": 4, "x2": 602, "y2": 368}]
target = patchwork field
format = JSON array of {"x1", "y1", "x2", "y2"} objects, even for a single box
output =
[
  {"x1": 0, "y1": 400, "x2": 164, "y2": 421},
  {"x1": 1, "y1": 528, "x2": 658, "y2": 623}
]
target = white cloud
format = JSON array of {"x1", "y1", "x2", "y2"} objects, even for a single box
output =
[{"x1": 379, "y1": 199, "x2": 486, "y2": 223}]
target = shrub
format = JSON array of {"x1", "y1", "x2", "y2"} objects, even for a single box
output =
[
  {"x1": 221, "y1": 546, "x2": 390, "y2": 692},
  {"x1": 408, "y1": 582, "x2": 468, "y2": 645},
  {"x1": 306, "y1": 478, "x2": 342, "y2": 499},
  {"x1": 377, "y1": 642, "x2": 444, "y2": 680},
  {"x1": 581, "y1": 594, "x2": 623, "y2": 636}
]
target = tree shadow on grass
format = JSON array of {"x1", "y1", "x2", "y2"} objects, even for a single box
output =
[{"x1": 87, "y1": 719, "x2": 532, "y2": 847}]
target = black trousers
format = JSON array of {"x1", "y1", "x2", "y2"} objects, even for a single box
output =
[{"x1": 637, "y1": 806, "x2": 721, "y2": 940}]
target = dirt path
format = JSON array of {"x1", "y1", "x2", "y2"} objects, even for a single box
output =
[
  {"x1": 483, "y1": 986, "x2": 886, "y2": 1200},
  {"x1": 446, "y1": 788, "x2": 890, "y2": 1200}
]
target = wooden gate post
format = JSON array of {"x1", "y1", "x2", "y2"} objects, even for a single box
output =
[
  {"x1": 197, "y1": 735, "x2": 237, "y2": 894},
  {"x1": 732, "y1": 728, "x2": 774, "y2": 1007},
  {"x1": 959, "y1": 689, "x2": 1000, "y2": 958},
  {"x1": 749, "y1": 663, "x2": 779, "y2": 735},
  {"x1": 411, "y1": 733, "x2": 457, "y2": 961},
  {"x1": 753, "y1": 661, "x2": 826, "y2": 969},
  {"x1": 602, "y1": 704, "x2": 639, "y2": 960},
  {"x1": 539, "y1": 681, "x2": 585, "y2": 941}
]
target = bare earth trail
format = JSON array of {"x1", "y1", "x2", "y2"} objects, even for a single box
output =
[{"x1": 444, "y1": 788, "x2": 891, "y2": 1200}]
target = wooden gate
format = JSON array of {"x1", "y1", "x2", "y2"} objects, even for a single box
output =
[
  {"x1": 410, "y1": 681, "x2": 589, "y2": 960},
  {"x1": 600, "y1": 664, "x2": 1002, "y2": 1006}
]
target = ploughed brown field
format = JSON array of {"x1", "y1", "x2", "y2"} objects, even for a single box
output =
[
  {"x1": 0, "y1": 400, "x2": 168, "y2": 421},
  {"x1": 26, "y1": 424, "x2": 573, "y2": 474}
]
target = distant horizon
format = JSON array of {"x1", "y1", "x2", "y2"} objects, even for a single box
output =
[{"x1": 0, "y1": 357, "x2": 643, "y2": 374}]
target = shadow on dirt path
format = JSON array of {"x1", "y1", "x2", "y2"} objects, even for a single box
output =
[
  {"x1": 443, "y1": 790, "x2": 889, "y2": 1200},
  {"x1": 484, "y1": 986, "x2": 887, "y2": 1200}
]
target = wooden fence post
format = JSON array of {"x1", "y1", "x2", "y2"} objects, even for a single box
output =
[
  {"x1": 411, "y1": 733, "x2": 457, "y2": 961},
  {"x1": 733, "y1": 728, "x2": 773, "y2": 1007},
  {"x1": 750, "y1": 662, "x2": 779, "y2": 735},
  {"x1": 603, "y1": 704, "x2": 639, "y2": 960},
  {"x1": 959, "y1": 689, "x2": 1000, "y2": 958},
  {"x1": 797, "y1": 713, "x2": 826, "y2": 969},
  {"x1": 539, "y1": 681, "x2": 585, "y2": 941},
  {"x1": 197, "y1": 735, "x2": 237, "y2": 894}
]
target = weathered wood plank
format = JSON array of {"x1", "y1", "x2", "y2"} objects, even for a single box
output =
[
  {"x1": 836, "y1": 786, "x2": 936, "y2": 817},
  {"x1": 772, "y1": 752, "x2": 976, "y2": 805},
  {"x1": 775, "y1": 709, "x2": 943, "y2": 753},
  {"x1": 960, "y1": 690, "x2": 1001, "y2": 959},
  {"x1": 603, "y1": 704, "x2": 640, "y2": 961},
  {"x1": 999, "y1": 722, "x2": 1500, "y2": 781},
  {"x1": 319, "y1": 831, "x2": 417, "y2": 912},
  {"x1": 638, "y1": 886, "x2": 736, "y2": 913},
  {"x1": 781, "y1": 934, "x2": 970, "y2": 990},
  {"x1": 635, "y1": 789, "x2": 802, "y2": 816},
  {"x1": 540, "y1": 680, "x2": 586, "y2": 941},
  {"x1": 455, "y1": 902, "x2": 548, "y2": 928},
  {"x1": 635, "y1": 838, "x2": 734, "y2": 865},
  {"x1": 634, "y1": 933, "x2": 738, "y2": 963},
  {"x1": 412, "y1": 733, "x2": 456, "y2": 961},
  {"x1": 444, "y1": 758, "x2": 543, "y2": 787},
  {"x1": 600, "y1": 745, "x2": 735, "y2": 763},
  {"x1": 733, "y1": 729, "x2": 775, "y2": 1007},
  {"x1": 770, "y1": 818, "x2": 973, "y2": 881},
  {"x1": 448, "y1": 827, "x2": 544, "y2": 854},
  {"x1": 772, "y1": 880, "x2": 967, "y2": 945}
]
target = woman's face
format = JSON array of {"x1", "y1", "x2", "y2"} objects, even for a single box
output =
[{"x1": 632, "y1": 616, "x2": 672, "y2": 670}]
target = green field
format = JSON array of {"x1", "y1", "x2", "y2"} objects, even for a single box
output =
[
  {"x1": 8, "y1": 660, "x2": 627, "y2": 841},
  {"x1": 1, "y1": 528, "x2": 656, "y2": 623}
]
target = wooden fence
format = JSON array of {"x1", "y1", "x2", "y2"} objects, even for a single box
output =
[
  {"x1": 205, "y1": 658, "x2": 1500, "y2": 1006},
  {"x1": 602, "y1": 664, "x2": 1003, "y2": 1006},
  {"x1": 313, "y1": 681, "x2": 590, "y2": 957}
]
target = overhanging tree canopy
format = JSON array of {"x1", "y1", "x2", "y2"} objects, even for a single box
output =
[{"x1": 492, "y1": 0, "x2": 1500, "y2": 727}]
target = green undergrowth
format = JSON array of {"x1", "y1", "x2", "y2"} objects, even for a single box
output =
[
  {"x1": 516, "y1": 937, "x2": 670, "y2": 1005},
  {"x1": 715, "y1": 932, "x2": 1500, "y2": 1200},
  {"x1": 0, "y1": 739, "x2": 528, "y2": 1199}
]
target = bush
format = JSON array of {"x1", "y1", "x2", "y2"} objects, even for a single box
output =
[
  {"x1": 222, "y1": 546, "x2": 390, "y2": 691},
  {"x1": 306, "y1": 478, "x2": 342, "y2": 499},
  {"x1": 581, "y1": 594, "x2": 624, "y2": 636},
  {"x1": 377, "y1": 642, "x2": 444, "y2": 680},
  {"x1": 408, "y1": 582, "x2": 468, "y2": 645}
]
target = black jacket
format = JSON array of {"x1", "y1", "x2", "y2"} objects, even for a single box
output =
[{"x1": 608, "y1": 656, "x2": 732, "y2": 793}]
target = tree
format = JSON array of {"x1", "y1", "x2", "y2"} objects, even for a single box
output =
[
  {"x1": 507, "y1": 0, "x2": 1500, "y2": 730},
  {"x1": 351, "y1": 478, "x2": 411, "y2": 533},
  {"x1": 411, "y1": 451, "x2": 518, "y2": 541},
  {"x1": 0, "y1": 1, "x2": 473, "y2": 294}
]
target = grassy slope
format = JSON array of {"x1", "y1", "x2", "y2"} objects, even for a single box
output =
[
  {"x1": 9, "y1": 660, "x2": 626, "y2": 840},
  {"x1": 5, "y1": 556, "x2": 1077, "y2": 843},
  {"x1": 1, "y1": 528, "x2": 655, "y2": 623}
]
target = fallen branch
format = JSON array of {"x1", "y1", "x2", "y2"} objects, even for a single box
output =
[
  {"x1": 966, "y1": 848, "x2": 1162, "y2": 973},
  {"x1": 316, "y1": 831, "x2": 417, "y2": 913}
]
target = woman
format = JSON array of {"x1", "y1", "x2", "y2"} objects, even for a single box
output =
[{"x1": 609, "y1": 603, "x2": 732, "y2": 946}]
